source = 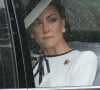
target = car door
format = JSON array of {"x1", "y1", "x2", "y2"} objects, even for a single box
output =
[
  {"x1": 0, "y1": 0, "x2": 35, "y2": 88},
  {"x1": 6, "y1": 0, "x2": 100, "y2": 89}
]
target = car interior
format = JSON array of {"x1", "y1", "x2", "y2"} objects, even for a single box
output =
[{"x1": 25, "y1": 0, "x2": 100, "y2": 86}]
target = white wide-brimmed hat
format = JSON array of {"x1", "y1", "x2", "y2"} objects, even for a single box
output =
[{"x1": 24, "y1": 0, "x2": 52, "y2": 29}]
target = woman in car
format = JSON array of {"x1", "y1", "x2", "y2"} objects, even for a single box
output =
[{"x1": 28, "y1": 0, "x2": 97, "y2": 87}]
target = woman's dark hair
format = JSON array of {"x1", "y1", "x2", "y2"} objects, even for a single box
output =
[
  {"x1": 49, "y1": 0, "x2": 66, "y2": 20},
  {"x1": 49, "y1": 0, "x2": 71, "y2": 42}
]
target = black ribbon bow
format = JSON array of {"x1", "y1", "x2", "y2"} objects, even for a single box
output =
[{"x1": 33, "y1": 54, "x2": 50, "y2": 84}]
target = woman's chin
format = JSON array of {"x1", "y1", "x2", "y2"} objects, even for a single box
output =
[{"x1": 41, "y1": 42, "x2": 55, "y2": 49}]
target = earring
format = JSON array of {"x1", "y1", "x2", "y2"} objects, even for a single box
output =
[{"x1": 62, "y1": 28, "x2": 65, "y2": 33}]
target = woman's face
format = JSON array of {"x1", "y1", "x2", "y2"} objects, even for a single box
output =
[{"x1": 31, "y1": 5, "x2": 65, "y2": 49}]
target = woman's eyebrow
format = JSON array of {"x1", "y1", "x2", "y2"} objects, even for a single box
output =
[
  {"x1": 46, "y1": 14, "x2": 57, "y2": 19},
  {"x1": 35, "y1": 13, "x2": 58, "y2": 21}
]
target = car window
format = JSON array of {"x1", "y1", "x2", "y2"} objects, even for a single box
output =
[
  {"x1": 0, "y1": 0, "x2": 18, "y2": 88},
  {"x1": 16, "y1": 0, "x2": 100, "y2": 89}
]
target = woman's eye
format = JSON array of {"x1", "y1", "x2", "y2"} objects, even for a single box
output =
[
  {"x1": 49, "y1": 18, "x2": 57, "y2": 23},
  {"x1": 33, "y1": 19, "x2": 42, "y2": 27}
]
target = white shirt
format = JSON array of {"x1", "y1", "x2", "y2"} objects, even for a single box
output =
[{"x1": 33, "y1": 50, "x2": 97, "y2": 87}]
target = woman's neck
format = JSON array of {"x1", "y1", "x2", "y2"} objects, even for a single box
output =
[{"x1": 41, "y1": 41, "x2": 72, "y2": 56}]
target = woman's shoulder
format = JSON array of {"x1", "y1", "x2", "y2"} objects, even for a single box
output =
[
  {"x1": 80, "y1": 50, "x2": 97, "y2": 60},
  {"x1": 81, "y1": 50, "x2": 97, "y2": 56},
  {"x1": 76, "y1": 50, "x2": 97, "y2": 64},
  {"x1": 71, "y1": 50, "x2": 97, "y2": 76}
]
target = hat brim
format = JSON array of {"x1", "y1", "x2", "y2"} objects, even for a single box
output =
[{"x1": 24, "y1": 0, "x2": 52, "y2": 29}]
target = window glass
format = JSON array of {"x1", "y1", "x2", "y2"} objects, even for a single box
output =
[
  {"x1": 0, "y1": 0, "x2": 17, "y2": 88},
  {"x1": 18, "y1": 0, "x2": 100, "y2": 88},
  {"x1": 22, "y1": 0, "x2": 100, "y2": 52}
]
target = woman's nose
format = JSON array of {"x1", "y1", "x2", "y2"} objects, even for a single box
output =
[{"x1": 42, "y1": 23, "x2": 50, "y2": 34}]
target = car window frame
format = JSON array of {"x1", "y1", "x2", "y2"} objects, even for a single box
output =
[{"x1": 3, "y1": 0, "x2": 35, "y2": 88}]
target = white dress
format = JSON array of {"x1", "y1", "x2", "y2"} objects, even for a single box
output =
[{"x1": 33, "y1": 50, "x2": 97, "y2": 87}]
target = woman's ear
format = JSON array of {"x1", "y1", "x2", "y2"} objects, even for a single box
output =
[{"x1": 61, "y1": 19, "x2": 65, "y2": 27}]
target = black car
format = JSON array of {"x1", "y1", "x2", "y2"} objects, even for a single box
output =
[{"x1": 0, "y1": 0, "x2": 100, "y2": 89}]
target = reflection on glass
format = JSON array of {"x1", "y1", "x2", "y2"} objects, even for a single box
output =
[
  {"x1": 23, "y1": 0, "x2": 100, "y2": 88},
  {"x1": 0, "y1": 0, "x2": 17, "y2": 88}
]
